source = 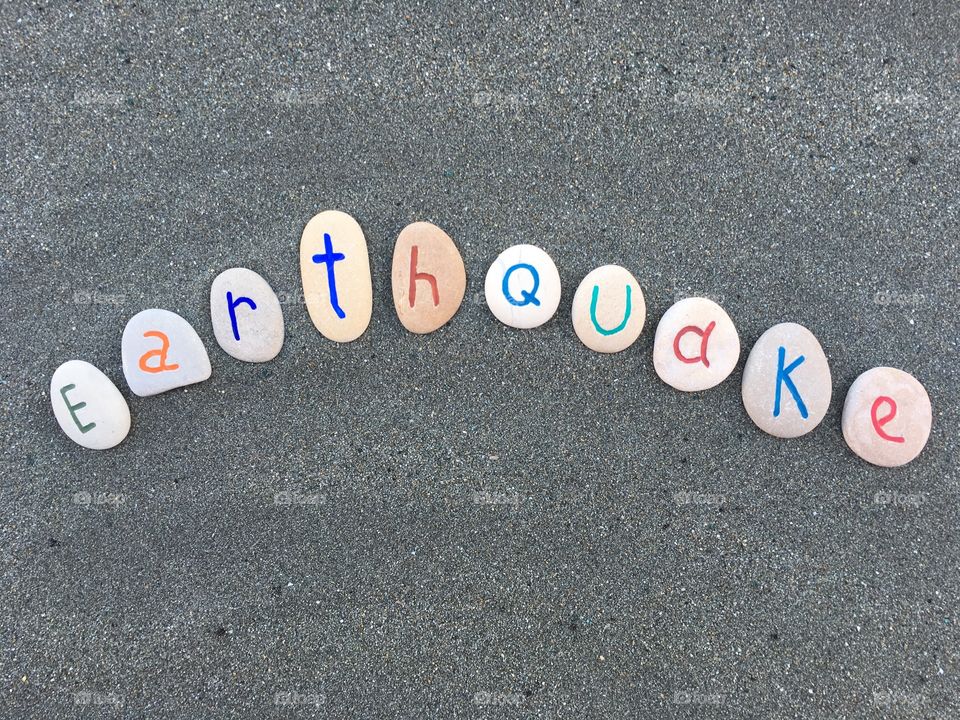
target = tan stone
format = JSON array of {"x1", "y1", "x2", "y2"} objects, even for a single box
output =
[
  {"x1": 741, "y1": 322, "x2": 832, "y2": 438},
  {"x1": 571, "y1": 265, "x2": 645, "y2": 353},
  {"x1": 653, "y1": 297, "x2": 739, "y2": 391},
  {"x1": 842, "y1": 367, "x2": 932, "y2": 467},
  {"x1": 300, "y1": 210, "x2": 372, "y2": 343},
  {"x1": 391, "y1": 221, "x2": 466, "y2": 334}
]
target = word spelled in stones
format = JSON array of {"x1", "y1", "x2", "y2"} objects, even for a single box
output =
[
  {"x1": 741, "y1": 322, "x2": 831, "y2": 438},
  {"x1": 653, "y1": 297, "x2": 740, "y2": 391},
  {"x1": 210, "y1": 268, "x2": 284, "y2": 362},
  {"x1": 122, "y1": 309, "x2": 211, "y2": 397},
  {"x1": 52, "y1": 206, "x2": 939, "y2": 463},
  {"x1": 300, "y1": 210, "x2": 373, "y2": 343},
  {"x1": 391, "y1": 221, "x2": 466, "y2": 334},
  {"x1": 842, "y1": 367, "x2": 932, "y2": 467},
  {"x1": 485, "y1": 244, "x2": 561, "y2": 329},
  {"x1": 51, "y1": 360, "x2": 131, "y2": 449}
]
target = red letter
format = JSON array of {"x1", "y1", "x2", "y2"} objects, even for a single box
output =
[
  {"x1": 408, "y1": 245, "x2": 439, "y2": 308},
  {"x1": 871, "y1": 396, "x2": 905, "y2": 443},
  {"x1": 673, "y1": 321, "x2": 716, "y2": 368}
]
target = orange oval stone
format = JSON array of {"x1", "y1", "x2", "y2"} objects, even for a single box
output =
[{"x1": 391, "y1": 221, "x2": 466, "y2": 334}]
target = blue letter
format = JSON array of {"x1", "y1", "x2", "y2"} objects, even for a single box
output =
[
  {"x1": 590, "y1": 285, "x2": 632, "y2": 336},
  {"x1": 774, "y1": 346, "x2": 808, "y2": 418},
  {"x1": 502, "y1": 263, "x2": 540, "y2": 307},
  {"x1": 226, "y1": 291, "x2": 257, "y2": 342},
  {"x1": 311, "y1": 232, "x2": 346, "y2": 319}
]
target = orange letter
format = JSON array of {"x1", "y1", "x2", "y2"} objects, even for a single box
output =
[
  {"x1": 138, "y1": 331, "x2": 180, "y2": 373},
  {"x1": 408, "y1": 245, "x2": 439, "y2": 308}
]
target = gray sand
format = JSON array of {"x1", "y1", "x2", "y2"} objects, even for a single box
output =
[{"x1": 1, "y1": 2, "x2": 958, "y2": 718}]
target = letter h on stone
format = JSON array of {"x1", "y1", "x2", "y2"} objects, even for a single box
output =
[{"x1": 408, "y1": 245, "x2": 439, "y2": 307}]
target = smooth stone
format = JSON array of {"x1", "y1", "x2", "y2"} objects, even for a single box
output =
[
  {"x1": 571, "y1": 265, "x2": 646, "y2": 353},
  {"x1": 50, "y1": 360, "x2": 131, "y2": 450},
  {"x1": 300, "y1": 209, "x2": 373, "y2": 343},
  {"x1": 391, "y1": 221, "x2": 466, "y2": 334},
  {"x1": 210, "y1": 268, "x2": 284, "y2": 362},
  {"x1": 842, "y1": 367, "x2": 932, "y2": 467},
  {"x1": 121, "y1": 309, "x2": 211, "y2": 397},
  {"x1": 653, "y1": 297, "x2": 740, "y2": 391},
  {"x1": 741, "y1": 322, "x2": 832, "y2": 438},
  {"x1": 484, "y1": 244, "x2": 561, "y2": 329}
]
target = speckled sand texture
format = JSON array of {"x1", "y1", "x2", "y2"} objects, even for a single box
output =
[{"x1": 2, "y1": 3, "x2": 958, "y2": 718}]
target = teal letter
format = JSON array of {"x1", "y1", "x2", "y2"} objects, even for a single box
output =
[{"x1": 590, "y1": 285, "x2": 632, "y2": 336}]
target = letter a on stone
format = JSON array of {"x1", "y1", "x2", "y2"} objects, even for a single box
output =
[
  {"x1": 122, "y1": 309, "x2": 211, "y2": 397},
  {"x1": 653, "y1": 297, "x2": 739, "y2": 391},
  {"x1": 138, "y1": 331, "x2": 180, "y2": 373},
  {"x1": 673, "y1": 322, "x2": 716, "y2": 366},
  {"x1": 300, "y1": 210, "x2": 372, "y2": 343}
]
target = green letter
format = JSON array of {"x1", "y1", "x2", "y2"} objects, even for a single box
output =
[{"x1": 60, "y1": 384, "x2": 96, "y2": 433}]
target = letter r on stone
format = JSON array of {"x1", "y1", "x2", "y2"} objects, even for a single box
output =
[{"x1": 226, "y1": 291, "x2": 257, "y2": 341}]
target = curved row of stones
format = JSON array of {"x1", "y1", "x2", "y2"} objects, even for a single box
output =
[{"x1": 51, "y1": 210, "x2": 933, "y2": 467}]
